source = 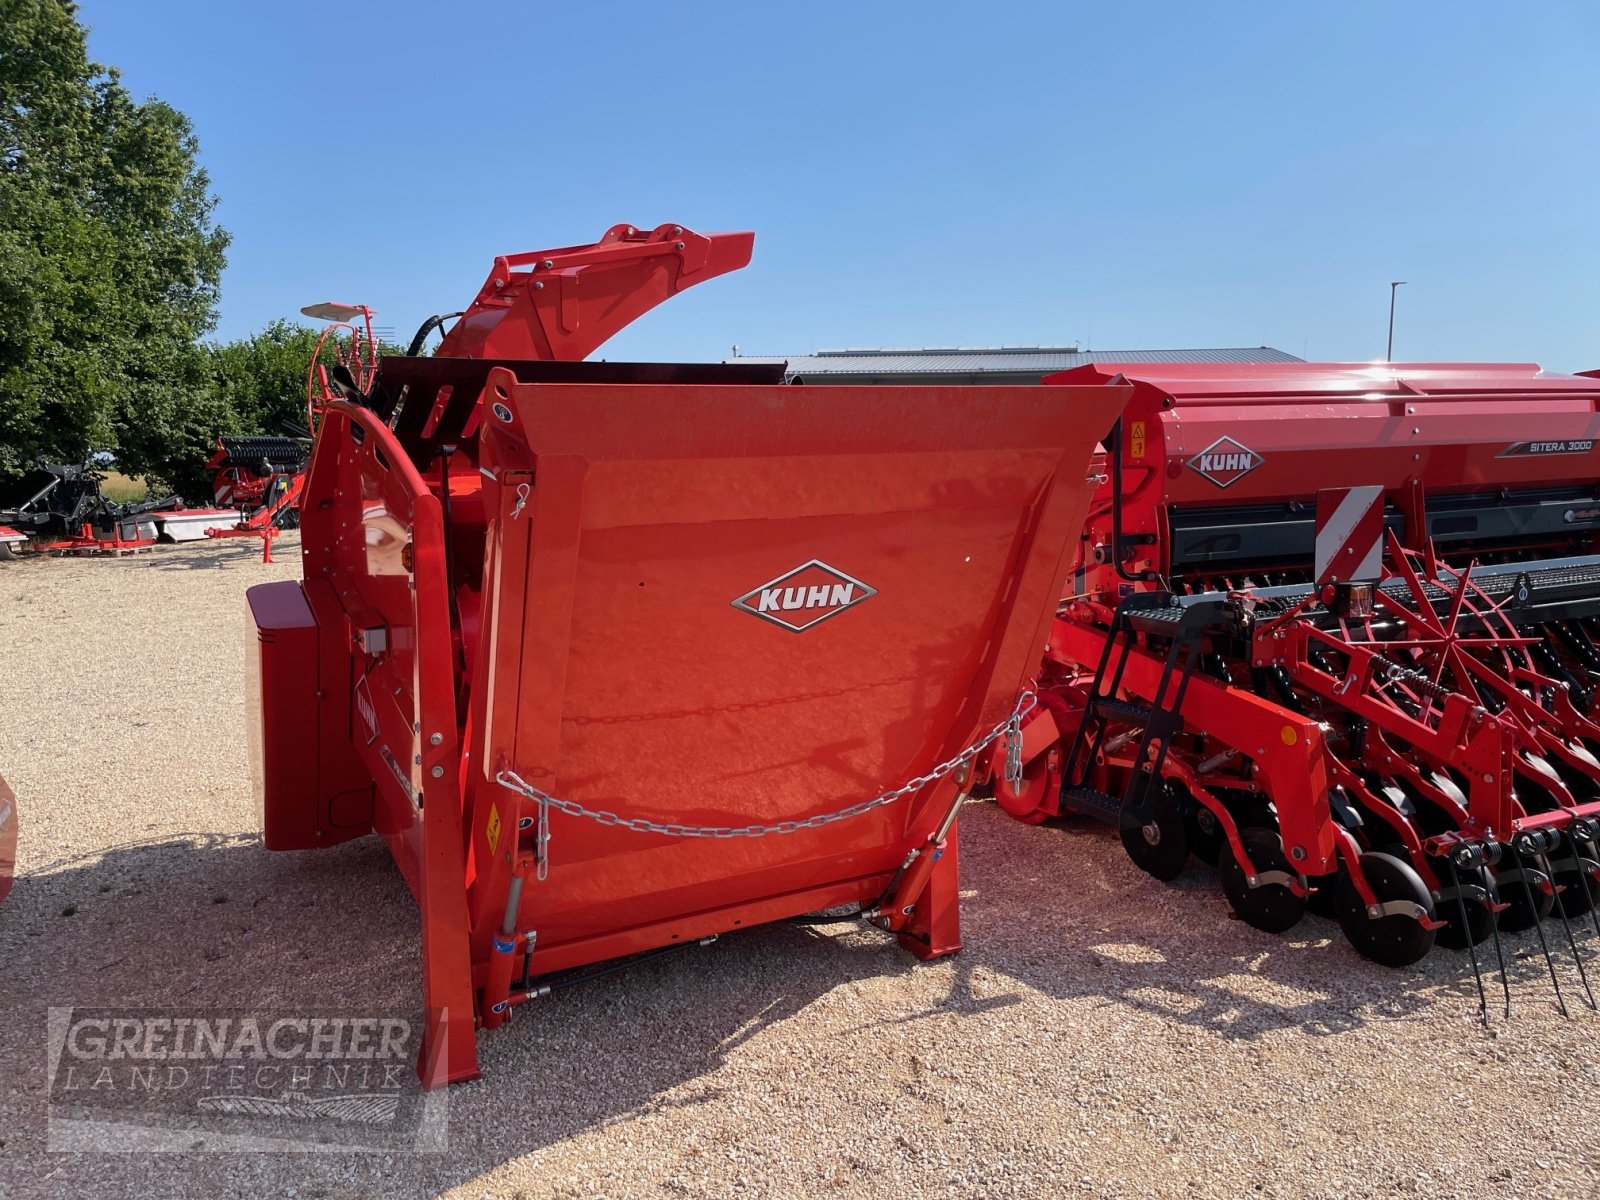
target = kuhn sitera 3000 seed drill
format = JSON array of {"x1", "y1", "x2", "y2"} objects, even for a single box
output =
[
  {"x1": 249, "y1": 226, "x2": 1600, "y2": 1084},
  {"x1": 999, "y1": 361, "x2": 1600, "y2": 1013}
]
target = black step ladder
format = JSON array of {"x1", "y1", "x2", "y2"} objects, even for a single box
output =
[{"x1": 1060, "y1": 594, "x2": 1233, "y2": 830}]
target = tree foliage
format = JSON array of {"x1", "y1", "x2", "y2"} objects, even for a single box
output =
[
  {"x1": 207, "y1": 320, "x2": 329, "y2": 442},
  {"x1": 0, "y1": 0, "x2": 229, "y2": 497}
]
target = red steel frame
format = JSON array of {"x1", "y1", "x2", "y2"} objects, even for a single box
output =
[
  {"x1": 991, "y1": 361, "x2": 1600, "y2": 948},
  {"x1": 1052, "y1": 361, "x2": 1600, "y2": 590}
]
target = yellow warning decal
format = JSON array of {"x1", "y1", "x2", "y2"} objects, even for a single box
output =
[
  {"x1": 1129, "y1": 420, "x2": 1147, "y2": 459},
  {"x1": 486, "y1": 804, "x2": 502, "y2": 854}
]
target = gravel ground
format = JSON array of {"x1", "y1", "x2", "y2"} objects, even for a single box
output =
[{"x1": 2, "y1": 536, "x2": 1599, "y2": 1198}]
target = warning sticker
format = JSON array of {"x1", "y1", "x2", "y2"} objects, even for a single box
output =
[
  {"x1": 1129, "y1": 420, "x2": 1147, "y2": 459},
  {"x1": 486, "y1": 804, "x2": 502, "y2": 854}
]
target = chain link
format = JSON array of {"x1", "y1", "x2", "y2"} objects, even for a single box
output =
[{"x1": 496, "y1": 691, "x2": 1037, "y2": 881}]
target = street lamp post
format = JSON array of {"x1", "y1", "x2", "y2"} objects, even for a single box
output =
[{"x1": 1386, "y1": 281, "x2": 1407, "y2": 361}]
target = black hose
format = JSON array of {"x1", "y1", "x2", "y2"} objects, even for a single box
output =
[
  {"x1": 406, "y1": 311, "x2": 466, "y2": 357},
  {"x1": 786, "y1": 909, "x2": 868, "y2": 926}
]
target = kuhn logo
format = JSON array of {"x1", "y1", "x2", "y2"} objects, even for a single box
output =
[
  {"x1": 732, "y1": 560, "x2": 877, "y2": 632},
  {"x1": 354, "y1": 675, "x2": 379, "y2": 746},
  {"x1": 1186, "y1": 436, "x2": 1263, "y2": 488}
]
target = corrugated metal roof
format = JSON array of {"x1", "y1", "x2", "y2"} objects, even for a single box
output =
[{"x1": 727, "y1": 346, "x2": 1303, "y2": 376}]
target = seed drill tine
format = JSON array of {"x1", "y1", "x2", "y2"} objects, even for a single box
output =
[
  {"x1": 1540, "y1": 838, "x2": 1598, "y2": 1011},
  {"x1": 1572, "y1": 821, "x2": 1600, "y2": 941},
  {"x1": 1509, "y1": 842, "x2": 1568, "y2": 1017},
  {"x1": 1445, "y1": 857, "x2": 1490, "y2": 1026},
  {"x1": 1485, "y1": 872, "x2": 1515, "y2": 1021}
]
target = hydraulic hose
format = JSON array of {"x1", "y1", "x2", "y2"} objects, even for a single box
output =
[{"x1": 406, "y1": 311, "x2": 466, "y2": 357}]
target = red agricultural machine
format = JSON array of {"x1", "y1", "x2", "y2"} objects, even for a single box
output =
[
  {"x1": 248, "y1": 222, "x2": 1600, "y2": 1084},
  {"x1": 206, "y1": 303, "x2": 381, "y2": 559},
  {"x1": 0, "y1": 457, "x2": 191, "y2": 556},
  {"x1": 1000, "y1": 362, "x2": 1600, "y2": 1015}
]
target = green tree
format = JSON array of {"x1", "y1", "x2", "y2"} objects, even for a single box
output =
[
  {"x1": 0, "y1": 0, "x2": 228, "y2": 498},
  {"x1": 207, "y1": 320, "x2": 330, "y2": 441}
]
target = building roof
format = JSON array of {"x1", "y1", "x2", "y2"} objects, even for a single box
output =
[{"x1": 726, "y1": 345, "x2": 1303, "y2": 381}]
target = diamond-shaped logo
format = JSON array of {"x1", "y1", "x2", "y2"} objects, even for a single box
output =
[
  {"x1": 731, "y1": 559, "x2": 877, "y2": 632},
  {"x1": 1185, "y1": 436, "x2": 1263, "y2": 488}
]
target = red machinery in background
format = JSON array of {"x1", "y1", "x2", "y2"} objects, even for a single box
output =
[
  {"x1": 247, "y1": 222, "x2": 1130, "y2": 1084},
  {"x1": 206, "y1": 303, "x2": 381, "y2": 560},
  {"x1": 998, "y1": 362, "x2": 1600, "y2": 1013}
]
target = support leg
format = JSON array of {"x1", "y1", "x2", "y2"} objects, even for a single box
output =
[{"x1": 897, "y1": 822, "x2": 964, "y2": 961}]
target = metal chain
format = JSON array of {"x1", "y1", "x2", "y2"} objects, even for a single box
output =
[{"x1": 496, "y1": 691, "x2": 1037, "y2": 881}]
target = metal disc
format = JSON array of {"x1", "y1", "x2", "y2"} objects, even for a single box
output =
[
  {"x1": 1547, "y1": 831, "x2": 1598, "y2": 919},
  {"x1": 1336, "y1": 851, "x2": 1437, "y2": 967},
  {"x1": 1434, "y1": 862, "x2": 1498, "y2": 950},
  {"x1": 1493, "y1": 851, "x2": 1554, "y2": 932},
  {"x1": 1181, "y1": 795, "x2": 1226, "y2": 867},
  {"x1": 1120, "y1": 780, "x2": 1189, "y2": 882},
  {"x1": 1218, "y1": 826, "x2": 1307, "y2": 934}
]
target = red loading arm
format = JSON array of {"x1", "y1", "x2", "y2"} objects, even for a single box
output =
[{"x1": 435, "y1": 222, "x2": 754, "y2": 361}]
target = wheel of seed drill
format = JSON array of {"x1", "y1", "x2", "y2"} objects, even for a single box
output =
[
  {"x1": 1218, "y1": 826, "x2": 1307, "y2": 934},
  {"x1": 1547, "y1": 830, "x2": 1598, "y2": 919},
  {"x1": 1335, "y1": 851, "x2": 1438, "y2": 967},
  {"x1": 1434, "y1": 860, "x2": 1499, "y2": 950},
  {"x1": 1493, "y1": 850, "x2": 1555, "y2": 932},
  {"x1": 1120, "y1": 778, "x2": 1189, "y2": 882}
]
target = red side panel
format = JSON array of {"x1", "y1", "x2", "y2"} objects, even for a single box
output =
[
  {"x1": 248, "y1": 580, "x2": 373, "y2": 851},
  {"x1": 467, "y1": 374, "x2": 1130, "y2": 959}
]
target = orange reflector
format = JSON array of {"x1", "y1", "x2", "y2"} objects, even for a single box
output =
[{"x1": 1280, "y1": 725, "x2": 1298, "y2": 746}]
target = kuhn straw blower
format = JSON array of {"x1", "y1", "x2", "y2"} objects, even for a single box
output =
[{"x1": 247, "y1": 224, "x2": 1128, "y2": 1084}]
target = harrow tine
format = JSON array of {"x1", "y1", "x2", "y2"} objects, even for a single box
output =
[
  {"x1": 1508, "y1": 842, "x2": 1568, "y2": 1017},
  {"x1": 1445, "y1": 857, "x2": 1490, "y2": 1026},
  {"x1": 1543, "y1": 845, "x2": 1598, "y2": 1011},
  {"x1": 1487, "y1": 886, "x2": 1514, "y2": 1020},
  {"x1": 1571, "y1": 821, "x2": 1600, "y2": 941}
]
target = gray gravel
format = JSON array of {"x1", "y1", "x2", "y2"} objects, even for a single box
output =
[{"x1": 2, "y1": 536, "x2": 1599, "y2": 1198}]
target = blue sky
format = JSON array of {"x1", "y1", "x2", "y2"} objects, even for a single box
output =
[{"x1": 82, "y1": 1, "x2": 1600, "y2": 368}]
